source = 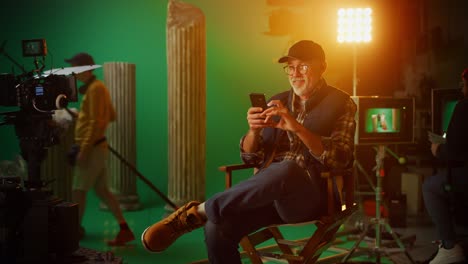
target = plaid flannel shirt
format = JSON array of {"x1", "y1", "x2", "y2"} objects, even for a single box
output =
[{"x1": 240, "y1": 80, "x2": 356, "y2": 172}]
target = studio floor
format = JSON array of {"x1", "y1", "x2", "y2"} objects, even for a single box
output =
[{"x1": 75, "y1": 190, "x2": 462, "y2": 264}]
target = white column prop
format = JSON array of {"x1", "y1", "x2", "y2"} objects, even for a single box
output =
[
  {"x1": 166, "y1": 0, "x2": 206, "y2": 210},
  {"x1": 104, "y1": 62, "x2": 141, "y2": 211}
]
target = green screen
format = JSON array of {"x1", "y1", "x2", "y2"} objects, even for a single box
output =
[
  {"x1": 365, "y1": 108, "x2": 401, "y2": 133},
  {"x1": 0, "y1": 0, "x2": 369, "y2": 204}
]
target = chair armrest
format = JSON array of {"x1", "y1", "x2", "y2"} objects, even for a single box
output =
[
  {"x1": 218, "y1": 164, "x2": 257, "y2": 172},
  {"x1": 219, "y1": 163, "x2": 257, "y2": 189}
]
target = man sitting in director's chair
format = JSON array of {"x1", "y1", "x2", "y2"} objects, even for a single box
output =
[{"x1": 142, "y1": 40, "x2": 357, "y2": 264}]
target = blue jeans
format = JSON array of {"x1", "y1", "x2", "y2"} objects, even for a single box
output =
[
  {"x1": 203, "y1": 160, "x2": 325, "y2": 264},
  {"x1": 422, "y1": 166, "x2": 468, "y2": 248}
]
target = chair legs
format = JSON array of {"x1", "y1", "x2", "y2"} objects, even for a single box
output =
[
  {"x1": 238, "y1": 206, "x2": 357, "y2": 264},
  {"x1": 240, "y1": 236, "x2": 264, "y2": 264}
]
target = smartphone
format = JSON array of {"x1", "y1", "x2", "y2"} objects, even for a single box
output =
[{"x1": 249, "y1": 93, "x2": 268, "y2": 110}]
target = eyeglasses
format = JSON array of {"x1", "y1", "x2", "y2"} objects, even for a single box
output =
[{"x1": 283, "y1": 64, "x2": 310, "y2": 75}]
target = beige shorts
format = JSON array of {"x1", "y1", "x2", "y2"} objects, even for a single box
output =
[{"x1": 72, "y1": 146, "x2": 109, "y2": 191}]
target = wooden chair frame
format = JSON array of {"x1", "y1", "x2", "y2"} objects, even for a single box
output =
[{"x1": 218, "y1": 163, "x2": 357, "y2": 264}]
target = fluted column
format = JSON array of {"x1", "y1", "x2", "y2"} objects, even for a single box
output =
[
  {"x1": 104, "y1": 62, "x2": 141, "y2": 211},
  {"x1": 41, "y1": 119, "x2": 75, "y2": 202},
  {"x1": 166, "y1": 0, "x2": 206, "y2": 211}
]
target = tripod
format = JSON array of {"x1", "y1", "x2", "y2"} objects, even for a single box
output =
[{"x1": 343, "y1": 145, "x2": 416, "y2": 264}]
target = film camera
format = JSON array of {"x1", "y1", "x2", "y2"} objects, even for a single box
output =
[
  {"x1": 1, "y1": 39, "x2": 77, "y2": 111},
  {"x1": 0, "y1": 72, "x2": 77, "y2": 111},
  {"x1": 0, "y1": 39, "x2": 80, "y2": 262}
]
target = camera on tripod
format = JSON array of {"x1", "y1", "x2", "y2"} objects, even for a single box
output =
[
  {"x1": 0, "y1": 39, "x2": 80, "y2": 262},
  {"x1": 0, "y1": 39, "x2": 78, "y2": 111}
]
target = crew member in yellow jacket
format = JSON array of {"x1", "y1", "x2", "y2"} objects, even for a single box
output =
[{"x1": 66, "y1": 52, "x2": 134, "y2": 246}]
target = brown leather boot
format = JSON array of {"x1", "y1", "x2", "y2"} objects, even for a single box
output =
[{"x1": 141, "y1": 201, "x2": 206, "y2": 252}]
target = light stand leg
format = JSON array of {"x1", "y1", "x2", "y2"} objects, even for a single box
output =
[
  {"x1": 353, "y1": 44, "x2": 357, "y2": 97},
  {"x1": 342, "y1": 224, "x2": 370, "y2": 262},
  {"x1": 355, "y1": 159, "x2": 376, "y2": 191},
  {"x1": 342, "y1": 145, "x2": 416, "y2": 264}
]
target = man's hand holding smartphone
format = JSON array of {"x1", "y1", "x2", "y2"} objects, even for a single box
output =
[
  {"x1": 243, "y1": 93, "x2": 272, "y2": 152},
  {"x1": 248, "y1": 93, "x2": 273, "y2": 131},
  {"x1": 249, "y1": 93, "x2": 302, "y2": 133}
]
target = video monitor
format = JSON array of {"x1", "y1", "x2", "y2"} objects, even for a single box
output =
[
  {"x1": 22, "y1": 39, "x2": 47, "y2": 57},
  {"x1": 353, "y1": 96, "x2": 415, "y2": 145},
  {"x1": 431, "y1": 88, "x2": 463, "y2": 135}
]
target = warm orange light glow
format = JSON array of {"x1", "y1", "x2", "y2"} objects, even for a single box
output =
[{"x1": 337, "y1": 8, "x2": 372, "y2": 43}]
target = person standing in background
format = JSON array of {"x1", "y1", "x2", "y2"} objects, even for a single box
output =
[
  {"x1": 423, "y1": 68, "x2": 468, "y2": 264},
  {"x1": 66, "y1": 52, "x2": 134, "y2": 246}
]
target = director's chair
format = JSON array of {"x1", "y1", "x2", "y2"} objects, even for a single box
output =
[{"x1": 192, "y1": 163, "x2": 357, "y2": 264}]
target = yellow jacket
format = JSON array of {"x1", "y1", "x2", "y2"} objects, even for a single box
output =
[{"x1": 75, "y1": 79, "x2": 116, "y2": 154}]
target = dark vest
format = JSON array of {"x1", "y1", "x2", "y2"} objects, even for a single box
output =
[{"x1": 261, "y1": 85, "x2": 351, "y2": 174}]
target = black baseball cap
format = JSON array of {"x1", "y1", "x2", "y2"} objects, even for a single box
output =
[
  {"x1": 278, "y1": 40, "x2": 325, "y2": 63},
  {"x1": 65, "y1": 52, "x2": 95, "y2": 66}
]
